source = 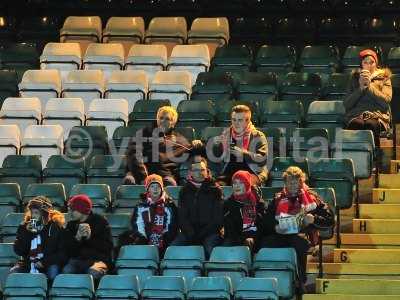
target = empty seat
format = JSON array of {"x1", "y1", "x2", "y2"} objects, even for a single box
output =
[
  {"x1": 105, "y1": 70, "x2": 148, "y2": 112},
  {"x1": 255, "y1": 45, "x2": 296, "y2": 75},
  {"x1": 128, "y1": 99, "x2": 171, "y2": 127},
  {"x1": 0, "y1": 155, "x2": 42, "y2": 195},
  {"x1": 86, "y1": 99, "x2": 128, "y2": 138},
  {"x1": 103, "y1": 17, "x2": 145, "y2": 54},
  {"x1": 360, "y1": 17, "x2": 399, "y2": 45},
  {"x1": 0, "y1": 242, "x2": 19, "y2": 266},
  {"x1": 260, "y1": 100, "x2": 304, "y2": 128},
  {"x1": 18, "y1": 16, "x2": 61, "y2": 49},
  {"x1": 200, "y1": 127, "x2": 226, "y2": 142},
  {"x1": 205, "y1": 246, "x2": 251, "y2": 287},
  {"x1": 234, "y1": 277, "x2": 279, "y2": 300},
  {"x1": 115, "y1": 245, "x2": 159, "y2": 285},
  {"x1": 61, "y1": 70, "x2": 105, "y2": 113},
  {"x1": 112, "y1": 125, "x2": 142, "y2": 153},
  {"x1": 43, "y1": 98, "x2": 85, "y2": 139},
  {"x1": 191, "y1": 71, "x2": 234, "y2": 101},
  {"x1": 125, "y1": 44, "x2": 167, "y2": 81},
  {"x1": 274, "y1": 17, "x2": 315, "y2": 45},
  {"x1": 60, "y1": 16, "x2": 102, "y2": 54},
  {"x1": 0, "y1": 42, "x2": 40, "y2": 80},
  {"x1": 18, "y1": 69, "x2": 62, "y2": 109},
  {"x1": 83, "y1": 43, "x2": 125, "y2": 79},
  {"x1": 43, "y1": 155, "x2": 85, "y2": 195},
  {"x1": 211, "y1": 45, "x2": 252, "y2": 72},
  {"x1": 149, "y1": 71, "x2": 192, "y2": 108},
  {"x1": 21, "y1": 124, "x2": 64, "y2": 168},
  {"x1": 386, "y1": 47, "x2": 400, "y2": 74},
  {"x1": 0, "y1": 70, "x2": 18, "y2": 107},
  {"x1": 320, "y1": 73, "x2": 350, "y2": 100},
  {"x1": 258, "y1": 127, "x2": 284, "y2": 157},
  {"x1": 298, "y1": 45, "x2": 339, "y2": 74},
  {"x1": 96, "y1": 274, "x2": 140, "y2": 300},
  {"x1": 188, "y1": 17, "x2": 230, "y2": 58},
  {"x1": 144, "y1": 17, "x2": 188, "y2": 56},
  {"x1": 65, "y1": 126, "x2": 109, "y2": 159},
  {"x1": 332, "y1": 129, "x2": 375, "y2": 180},
  {"x1": 279, "y1": 72, "x2": 322, "y2": 110},
  {"x1": 268, "y1": 157, "x2": 310, "y2": 187},
  {"x1": 188, "y1": 276, "x2": 232, "y2": 300},
  {"x1": 114, "y1": 185, "x2": 145, "y2": 213},
  {"x1": 290, "y1": 128, "x2": 330, "y2": 160},
  {"x1": 70, "y1": 183, "x2": 111, "y2": 214},
  {"x1": 50, "y1": 274, "x2": 94, "y2": 299},
  {"x1": 309, "y1": 158, "x2": 355, "y2": 209},
  {"x1": 177, "y1": 100, "x2": 215, "y2": 134},
  {"x1": 3, "y1": 273, "x2": 47, "y2": 300},
  {"x1": 168, "y1": 44, "x2": 210, "y2": 82},
  {"x1": 0, "y1": 97, "x2": 41, "y2": 133},
  {"x1": 237, "y1": 72, "x2": 277, "y2": 101},
  {"x1": 141, "y1": 276, "x2": 186, "y2": 300},
  {"x1": 161, "y1": 246, "x2": 205, "y2": 286},
  {"x1": 0, "y1": 183, "x2": 20, "y2": 224},
  {"x1": 23, "y1": 183, "x2": 66, "y2": 211},
  {"x1": 87, "y1": 155, "x2": 127, "y2": 198},
  {"x1": 0, "y1": 125, "x2": 20, "y2": 166},
  {"x1": 260, "y1": 186, "x2": 282, "y2": 203},
  {"x1": 104, "y1": 213, "x2": 131, "y2": 246},
  {"x1": 318, "y1": 17, "x2": 358, "y2": 45},
  {"x1": 1, "y1": 212, "x2": 24, "y2": 242},
  {"x1": 253, "y1": 248, "x2": 297, "y2": 299},
  {"x1": 40, "y1": 42, "x2": 82, "y2": 79}
]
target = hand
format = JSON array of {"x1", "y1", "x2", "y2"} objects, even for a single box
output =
[
  {"x1": 245, "y1": 238, "x2": 254, "y2": 249},
  {"x1": 26, "y1": 222, "x2": 34, "y2": 232},
  {"x1": 220, "y1": 227, "x2": 225, "y2": 237},
  {"x1": 79, "y1": 223, "x2": 91, "y2": 239},
  {"x1": 213, "y1": 135, "x2": 225, "y2": 144},
  {"x1": 303, "y1": 214, "x2": 315, "y2": 226},
  {"x1": 75, "y1": 230, "x2": 82, "y2": 241},
  {"x1": 359, "y1": 70, "x2": 371, "y2": 90},
  {"x1": 123, "y1": 174, "x2": 136, "y2": 185},
  {"x1": 191, "y1": 139, "x2": 203, "y2": 149},
  {"x1": 34, "y1": 261, "x2": 43, "y2": 269},
  {"x1": 230, "y1": 146, "x2": 246, "y2": 158}
]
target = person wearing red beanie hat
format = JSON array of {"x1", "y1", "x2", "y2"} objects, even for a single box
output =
[
  {"x1": 63, "y1": 194, "x2": 113, "y2": 281},
  {"x1": 221, "y1": 170, "x2": 266, "y2": 251},
  {"x1": 344, "y1": 48, "x2": 392, "y2": 148}
]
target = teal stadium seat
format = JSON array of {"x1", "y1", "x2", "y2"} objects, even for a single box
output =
[
  {"x1": 141, "y1": 276, "x2": 186, "y2": 300},
  {"x1": 3, "y1": 273, "x2": 47, "y2": 300},
  {"x1": 234, "y1": 277, "x2": 279, "y2": 300},
  {"x1": 70, "y1": 184, "x2": 111, "y2": 214},
  {"x1": 49, "y1": 274, "x2": 94, "y2": 300},
  {"x1": 114, "y1": 185, "x2": 145, "y2": 213},
  {"x1": 0, "y1": 183, "x2": 21, "y2": 223},
  {"x1": 1, "y1": 213, "x2": 24, "y2": 243},
  {"x1": 187, "y1": 276, "x2": 232, "y2": 300},
  {"x1": 96, "y1": 275, "x2": 140, "y2": 300},
  {"x1": 23, "y1": 183, "x2": 66, "y2": 212}
]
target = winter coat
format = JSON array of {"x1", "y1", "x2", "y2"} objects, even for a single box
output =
[{"x1": 178, "y1": 179, "x2": 224, "y2": 241}]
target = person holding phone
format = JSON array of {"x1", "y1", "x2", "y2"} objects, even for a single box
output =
[
  {"x1": 344, "y1": 49, "x2": 392, "y2": 147},
  {"x1": 63, "y1": 194, "x2": 113, "y2": 281},
  {"x1": 10, "y1": 196, "x2": 66, "y2": 281},
  {"x1": 171, "y1": 156, "x2": 223, "y2": 258}
]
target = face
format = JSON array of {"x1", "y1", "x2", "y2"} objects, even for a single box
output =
[
  {"x1": 190, "y1": 161, "x2": 208, "y2": 183},
  {"x1": 148, "y1": 183, "x2": 162, "y2": 199},
  {"x1": 361, "y1": 56, "x2": 377, "y2": 73},
  {"x1": 30, "y1": 208, "x2": 42, "y2": 221},
  {"x1": 285, "y1": 176, "x2": 302, "y2": 197},
  {"x1": 157, "y1": 112, "x2": 174, "y2": 132},
  {"x1": 231, "y1": 112, "x2": 250, "y2": 134},
  {"x1": 68, "y1": 207, "x2": 85, "y2": 222},
  {"x1": 232, "y1": 178, "x2": 246, "y2": 196}
]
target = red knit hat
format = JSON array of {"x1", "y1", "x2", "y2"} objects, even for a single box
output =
[
  {"x1": 232, "y1": 170, "x2": 252, "y2": 194},
  {"x1": 145, "y1": 174, "x2": 164, "y2": 191},
  {"x1": 68, "y1": 194, "x2": 92, "y2": 215},
  {"x1": 360, "y1": 49, "x2": 378, "y2": 64}
]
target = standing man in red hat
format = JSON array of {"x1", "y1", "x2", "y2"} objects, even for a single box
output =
[{"x1": 63, "y1": 194, "x2": 113, "y2": 281}]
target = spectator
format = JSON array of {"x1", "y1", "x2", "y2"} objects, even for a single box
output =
[
  {"x1": 222, "y1": 170, "x2": 266, "y2": 251},
  {"x1": 259, "y1": 166, "x2": 334, "y2": 286},
  {"x1": 63, "y1": 195, "x2": 113, "y2": 281},
  {"x1": 171, "y1": 156, "x2": 223, "y2": 258},
  {"x1": 344, "y1": 49, "x2": 392, "y2": 148},
  {"x1": 10, "y1": 196, "x2": 66, "y2": 281},
  {"x1": 125, "y1": 106, "x2": 200, "y2": 186},
  {"x1": 208, "y1": 105, "x2": 268, "y2": 186},
  {"x1": 130, "y1": 174, "x2": 178, "y2": 254}
]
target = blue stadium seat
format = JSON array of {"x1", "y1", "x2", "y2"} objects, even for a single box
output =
[{"x1": 96, "y1": 274, "x2": 140, "y2": 299}]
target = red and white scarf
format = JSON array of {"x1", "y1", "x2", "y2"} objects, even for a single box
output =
[
  {"x1": 146, "y1": 192, "x2": 167, "y2": 250},
  {"x1": 29, "y1": 234, "x2": 43, "y2": 274},
  {"x1": 222, "y1": 122, "x2": 256, "y2": 154},
  {"x1": 275, "y1": 184, "x2": 318, "y2": 220}
]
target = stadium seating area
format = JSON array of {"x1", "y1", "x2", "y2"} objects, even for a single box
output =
[{"x1": 0, "y1": 1, "x2": 399, "y2": 299}]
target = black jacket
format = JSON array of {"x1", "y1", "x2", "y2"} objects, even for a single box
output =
[
  {"x1": 126, "y1": 126, "x2": 192, "y2": 183},
  {"x1": 223, "y1": 188, "x2": 267, "y2": 242},
  {"x1": 14, "y1": 221, "x2": 67, "y2": 269},
  {"x1": 64, "y1": 213, "x2": 113, "y2": 267},
  {"x1": 178, "y1": 179, "x2": 224, "y2": 241},
  {"x1": 131, "y1": 195, "x2": 178, "y2": 246}
]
